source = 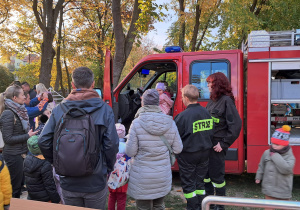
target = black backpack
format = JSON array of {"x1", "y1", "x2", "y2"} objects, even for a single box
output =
[{"x1": 53, "y1": 104, "x2": 99, "y2": 177}]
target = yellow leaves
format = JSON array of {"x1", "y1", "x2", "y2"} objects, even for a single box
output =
[{"x1": 15, "y1": 60, "x2": 41, "y2": 87}]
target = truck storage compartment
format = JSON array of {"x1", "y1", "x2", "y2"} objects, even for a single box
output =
[
  {"x1": 271, "y1": 79, "x2": 280, "y2": 99},
  {"x1": 281, "y1": 79, "x2": 300, "y2": 99},
  {"x1": 271, "y1": 79, "x2": 300, "y2": 99}
]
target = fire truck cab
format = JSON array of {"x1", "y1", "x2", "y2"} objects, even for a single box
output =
[{"x1": 103, "y1": 29, "x2": 300, "y2": 174}]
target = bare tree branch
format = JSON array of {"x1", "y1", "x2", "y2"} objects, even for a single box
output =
[{"x1": 33, "y1": 0, "x2": 46, "y2": 32}]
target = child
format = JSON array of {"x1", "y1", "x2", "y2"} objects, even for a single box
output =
[
  {"x1": 23, "y1": 136, "x2": 61, "y2": 203},
  {"x1": 0, "y1": 154, "x2": 12, "y2": 210},
  {"x1": 156, "y1": 82, "x2": 174, "y2": 115},
  {"x1": 161, "y1": 81, "x2": 172, "y2": 98},
  {"x1": 34, "y1": 109, "x2": 65, "y2": 204},
  {"x1": 255, "y1": 125, "x2": 295, "y2": 203},
  {"x1": 35, "y1": 111, "x2": 49, "y2": 135},
  {"x1": 107, "y1": 123, "x2": 128, "y2": 210}
]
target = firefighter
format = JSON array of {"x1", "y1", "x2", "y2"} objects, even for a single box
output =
[
  {"x1": 205, "y1": 72, "x2": 242, "y2": 210},
  {"x1": 175, "y1": 84, "x2": 214, "y2": 210}
]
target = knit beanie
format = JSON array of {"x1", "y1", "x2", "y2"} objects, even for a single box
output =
[
  {"x1": 271, "y1": 125, "x2": 291, "y2": 146},
  {"x1": 27, "y1": 135, "x2": 42, "y2": 155},
  {"x1": 115, "y1": 123, "x2": 126, "y2": 138},
  {"x1": 155, "y1": 82, "x2": 165, "y2": 91},
  {"x1": 142, "y1": 89, "x2": 159, "y2": 106}
]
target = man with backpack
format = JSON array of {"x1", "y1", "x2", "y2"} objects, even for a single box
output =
[{"x1": 38, "y1": 67, "x2": 119, "y2": 209}]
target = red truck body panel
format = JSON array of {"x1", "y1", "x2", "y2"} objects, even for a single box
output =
[
  {"x1": 103, "y1": 41, "x2": 300, "y2": 174},
  {"x1": 247, "y1": 46, "x2": 300, "y2": 174}
]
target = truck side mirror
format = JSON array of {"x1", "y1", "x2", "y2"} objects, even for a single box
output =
[{"x1": 94, "y1": 88, "x2": 102, "y2": 99}]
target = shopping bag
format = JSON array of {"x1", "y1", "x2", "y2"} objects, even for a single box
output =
[{"x1": 108, "y1": 155, "x2": 131, "y2": 190}]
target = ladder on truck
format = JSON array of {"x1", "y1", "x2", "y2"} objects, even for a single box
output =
[
  {"x1": 202, "y1": 196, "x2": 300, "y2": 210},
  {"x1": 48, "y1": 87, "x2": 65, "y2": 104},
  {"x1": 242, "y1": 29, "x2": 300, "y2": 55}
]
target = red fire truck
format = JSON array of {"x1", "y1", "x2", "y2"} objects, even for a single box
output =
[{"x1": 102, "y1": 30, "x2": 300, "y2": 174}]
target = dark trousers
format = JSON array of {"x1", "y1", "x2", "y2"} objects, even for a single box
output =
[
  {"x1": 135, "y1": 197, "x2": 165, "y2": 210},
  {"x1": 107, "y1": 192, "x2": 127, "y2": 210},
  {"x1": 62, "y1": 187, "x2": 108, "y2": 209},
  {"x1": 3, "y1": 154, "x2": 24, "y2": 198},
  {"x1": 205, "y1": 149, "x2": 226, "y2": 210},
  {"x1": 177, "y1": 150, "x2": 210, "y2": 210}
]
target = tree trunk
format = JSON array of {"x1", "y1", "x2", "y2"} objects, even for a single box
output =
[
  {"x1": 55, "y1": 7, "x2": 65, "y2": 96},
  {"x1": 64, "y1": 60, "x2": 71, "y2": 93},
  {"x1": 190, "y1": 0, "x2": 201, "y2": 52},
  {"x1": 33, "y1": 0, "x2": 65, "y2": 88},
  {"x1": 112, "y1": 0, "x2": 141, "y2": 89},
  {"x1": 195, "y1": 0, "x2": 221, "y2": 51},
  {"x1": 39, "y1": 33, "x2": 56, "y2": 88},
  {"x1": 178, "y1": 0, "x2": 185, "y2": 50}
]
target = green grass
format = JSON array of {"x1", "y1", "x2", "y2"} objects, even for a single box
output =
[{"x1": 122, "y1": 173, "x2": 300, "y2": 209}]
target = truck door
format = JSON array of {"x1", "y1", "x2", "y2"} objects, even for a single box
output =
[
  {"x1": 182, "y1": 51, "x2": 244, "y2": 174},
  {"x1": 103, "y1": 50, "x2": 119, "y2": 122},
  {"x1": 103, "y1": 50, "x2": 113, "y2": 106}
]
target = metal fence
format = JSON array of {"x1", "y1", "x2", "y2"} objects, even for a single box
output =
[{"x1": 202, "y1": 196, "x2": 300, "y2": 210}]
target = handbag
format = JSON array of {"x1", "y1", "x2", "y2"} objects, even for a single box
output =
[{"x1": 159, "y1": 135, "x2": 176, "y2": 166}]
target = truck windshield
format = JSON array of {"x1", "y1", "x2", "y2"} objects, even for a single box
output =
[{"x1": 121, "y1": 70, "x2": 156, "y2": 93}]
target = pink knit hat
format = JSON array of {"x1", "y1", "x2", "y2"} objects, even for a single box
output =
[{"x1": 115, "y1": 123, "x2": 126, "y2": 138}]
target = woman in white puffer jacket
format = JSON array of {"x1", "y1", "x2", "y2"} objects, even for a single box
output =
[{"x1": 126, "y1": 89, "x2": 183, "y2": 210}]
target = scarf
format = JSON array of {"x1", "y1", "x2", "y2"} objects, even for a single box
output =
[
  {"x1": 134, "y1": 105, "x2": 162, "y2": 118},
  {"x1": 270, "y1": 145, "x2": 290, "y2": 154},
  {"x1": 5, "y1": 99, "x2": 30, "y2": 132},
  {"x1": 66, "y1": 88, "x2": 100, "y2": 101}
]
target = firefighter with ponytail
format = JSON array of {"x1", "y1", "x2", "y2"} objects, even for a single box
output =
[{"x1": 205, "y1": 72, "x2": 242, "y2": 210}]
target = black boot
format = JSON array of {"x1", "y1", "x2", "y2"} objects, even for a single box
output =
[
  {"x1": 197, "y1": 195, "x2": 205, "y2": 209},
  {"x1": 186, "y1": 196, "x2": 200, "y2": 210},
  {"x1": 205, "y1": 182, "x2": 215, "y2": 209},
  {"x1": 205, "y1": 182, "x2": 215, "y2": 196},
  {"x1": 214, "y1": 186, "x2": 226, "y2": 210}
]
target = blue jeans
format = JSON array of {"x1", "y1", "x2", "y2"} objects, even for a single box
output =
[{"x1": 62, "y1": 186, "x2": 108, "y2": 209}]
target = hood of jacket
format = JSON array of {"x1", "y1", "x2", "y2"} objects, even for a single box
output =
[
  {"x1": 61, "y1": 89, "x2": 105, "y2": 117},
  {"x1": 137, "y1": 105, "x2": 173, "y2": 136},
  {"x1": 24, "y1": 155, "x2": 44, "y2": 174}
]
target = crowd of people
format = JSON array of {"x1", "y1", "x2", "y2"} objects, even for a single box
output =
[{"x1": 0, "y1": 67, "x2": 295, "y2": 210}]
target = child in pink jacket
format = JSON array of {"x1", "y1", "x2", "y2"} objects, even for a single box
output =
[{"x1": 156, "y1": 82, "x2": 174, "y2": 115}]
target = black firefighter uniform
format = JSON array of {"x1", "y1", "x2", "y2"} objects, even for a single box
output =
[{"x1": 175, "y1": 103, "x2": 214, "y2": 210}]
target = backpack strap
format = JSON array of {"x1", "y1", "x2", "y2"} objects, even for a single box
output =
[
  {"x1": 0, "y1": 155, "x2": 5, "y2": 172},
  {"x1": 60, "y1": 103, "x2": 68, "y2": 113}
]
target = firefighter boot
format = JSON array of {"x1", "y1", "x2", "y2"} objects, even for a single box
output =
[
  {"x1": 214, "y1": 186, "x2": 226, "y2": 210},
  {"x1": 197, "y1": 194, "x2": 205, "y2": 209},
  {"x1": 204, "y1": 181, "x2": 215, "y2": 209},
  {"x1": 186, "y1": 196, "x2": 200, "y2": 210}
]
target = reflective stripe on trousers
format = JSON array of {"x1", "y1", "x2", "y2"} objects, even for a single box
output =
[{"x1": 184, "y1": 190, "x2": 206, "y2": 199}]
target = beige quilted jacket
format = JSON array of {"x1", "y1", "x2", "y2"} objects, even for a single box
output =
[{"x1": 126, "y1": 106, "x2": 183, "y2": 200}]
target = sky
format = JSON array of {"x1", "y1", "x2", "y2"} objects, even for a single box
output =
[{"x1": 146, "y1": 1, "x2": 177, "y2": 49}]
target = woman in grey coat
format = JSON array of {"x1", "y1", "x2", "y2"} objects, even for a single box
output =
[{"x1": 126, "y1": 89, "x2": 183, "y2": 210}]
